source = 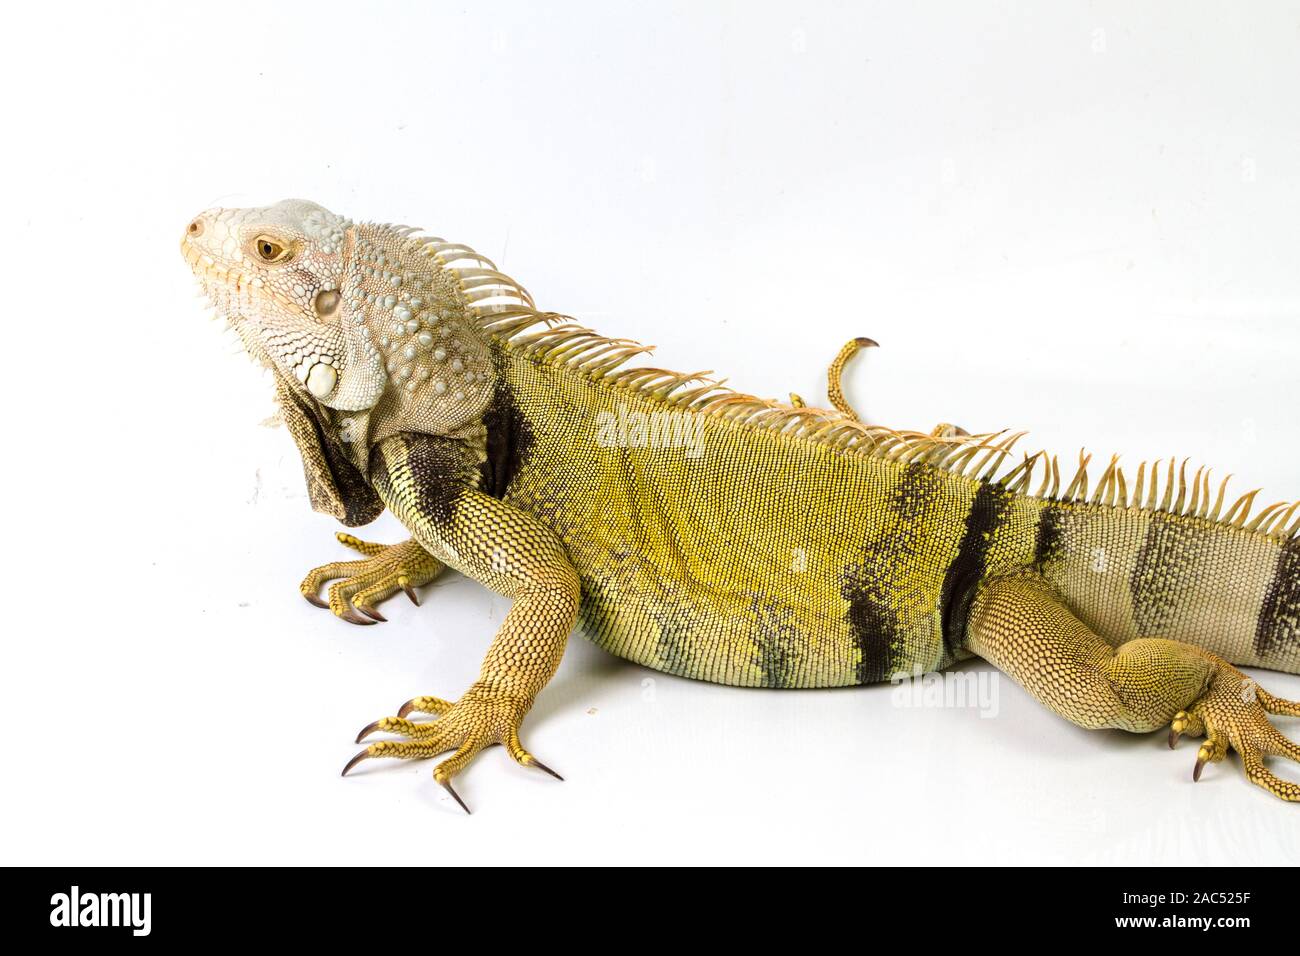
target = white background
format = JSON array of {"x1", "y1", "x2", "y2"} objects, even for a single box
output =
[{"x1": 2, "y1": 2, "x2": 1298, "y2": 865}]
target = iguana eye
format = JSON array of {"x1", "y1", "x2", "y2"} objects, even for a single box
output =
[{"x1": 254, "y1": 236, "x2": 290, "y2": 263}]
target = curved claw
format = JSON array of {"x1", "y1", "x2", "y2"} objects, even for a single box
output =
[
  {"x1": 355, "y1": 720, "x2": 384, "y2": 744},
  {"x1": 341, "y1": 749, "x2": 371, "y2": 776},
  {"x1": 399, "y1": 576, "x2": 420, "y2": 607},
  {"x1": 1168, "y1": 710, "x2": 1191, "y2": 749},
  {"x1": 1193, "y1": 750, "x2": 1209, "y2": 782},
  {"x1": 397, "y1": 697, "x2": 419, "y2": 719},
  {"x1": 505, "y1": 727, "x2": 564, "y2": 781},
  {"x1": 303, "y1": 592, "x2": 329, "y2": 609},
  {"x1": 337, "y1": 607, "x2": 377, "y2": 626},
  {"x1": 1193, "y1": 735, "x2": 1225, "y2": 782},
  {"x1": 355, "y1": 603, "x2": 387, "y2": 622},
  {"x1": 440, "y1": 778, "x2": 470, "y2": 815},
  {"x1": 527, "y1": 757, "x2": 564, "y2": 782}
]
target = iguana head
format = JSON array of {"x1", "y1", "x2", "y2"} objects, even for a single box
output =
[{"x1": 181, "y1": 198, "x2": 493, "y2": 430}]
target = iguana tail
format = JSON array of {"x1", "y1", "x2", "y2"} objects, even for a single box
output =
[{"x1": 1034, "y1": 486, "x2": 1299, "y2": 676}]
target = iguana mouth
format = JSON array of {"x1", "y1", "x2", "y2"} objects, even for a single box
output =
[
  {"x1": 181, "y1": 233, "x2": 308, "y2": 326},
  {"x1": 182, "y1": 237, "x2": 244, "y2": 314}
]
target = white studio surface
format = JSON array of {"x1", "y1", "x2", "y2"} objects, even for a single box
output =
[{"x1": 1, "y1": 2, "x2": 1297, "y2": 865}]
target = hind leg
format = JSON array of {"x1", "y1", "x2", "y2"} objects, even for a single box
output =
[{"x1": 967, "y1": 573, "x2": 1300, "y2": 801}]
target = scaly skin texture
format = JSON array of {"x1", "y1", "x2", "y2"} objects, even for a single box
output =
[{"x1": 182, "y1": 199, "x2": 1300, "y2": 807}]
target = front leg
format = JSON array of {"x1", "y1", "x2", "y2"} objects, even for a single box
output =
[{"x1": 342, "y1": 434, "x2": 580, "y2": 812}]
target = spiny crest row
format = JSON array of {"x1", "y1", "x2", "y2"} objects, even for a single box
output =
[
  {"x1": 1041, "y1": 451, "x2": 1297, "y2": 541},
  {"x1": 403, "y1": 232, "x2": 1297, "y2": 545}
]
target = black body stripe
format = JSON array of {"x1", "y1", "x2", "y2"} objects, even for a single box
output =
[
  {"x1": 844, "y1": 580, "x2": 903, "y2": 684},
  {"x1": 1129, "y1": 515, "x2": 1199, "y2": 636},
  {"x1": 1255, "y1": 541, "x2": 1299, "y2": 658},
  {"x1": 479, "y1": 362, "x2": 534, "y2": 499},
  {"x1": 844, "y1": 462, "x2": 936, "y2": 683},
  {"x1": 1033, "y1": 504, "x2": 1064, "y2": 569},
  {"x1": 940, "y1": 481, "x2": 1013, "y2": 658}
]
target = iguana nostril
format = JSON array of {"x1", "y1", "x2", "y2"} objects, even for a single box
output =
[{"x1": 187, "y1": 219, "x2": 203, "y2": 237}]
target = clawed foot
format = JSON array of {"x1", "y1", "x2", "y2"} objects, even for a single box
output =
[
  {"x1": 300, "y1": 533, "x2": 443, "y2": 625},
  {"x1": 1167, "y1": 662, "x2": 1300, "y2": 801},
  {"x1": 340, "y1": 683, "x2": 562, "y2": 813}
]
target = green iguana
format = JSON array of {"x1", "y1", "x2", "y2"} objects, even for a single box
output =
[{"x1": 181, "y1": 199, "x2": 1300, "y2": 811}]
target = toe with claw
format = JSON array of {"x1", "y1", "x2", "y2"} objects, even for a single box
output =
[
  {"x1": 340, "y1": 683, "x2": 562, "y2": 813},
  {"x1": 1167, "y1": 662, "x2": 1300, "y2": 801},
  {"x1": 299, "y1": 533, "x2": 443, "y2": 626}
]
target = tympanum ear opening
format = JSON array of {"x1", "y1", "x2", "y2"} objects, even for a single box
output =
[{"x1": 314, "y1": 289, "x2": 341, "y2": 318}]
